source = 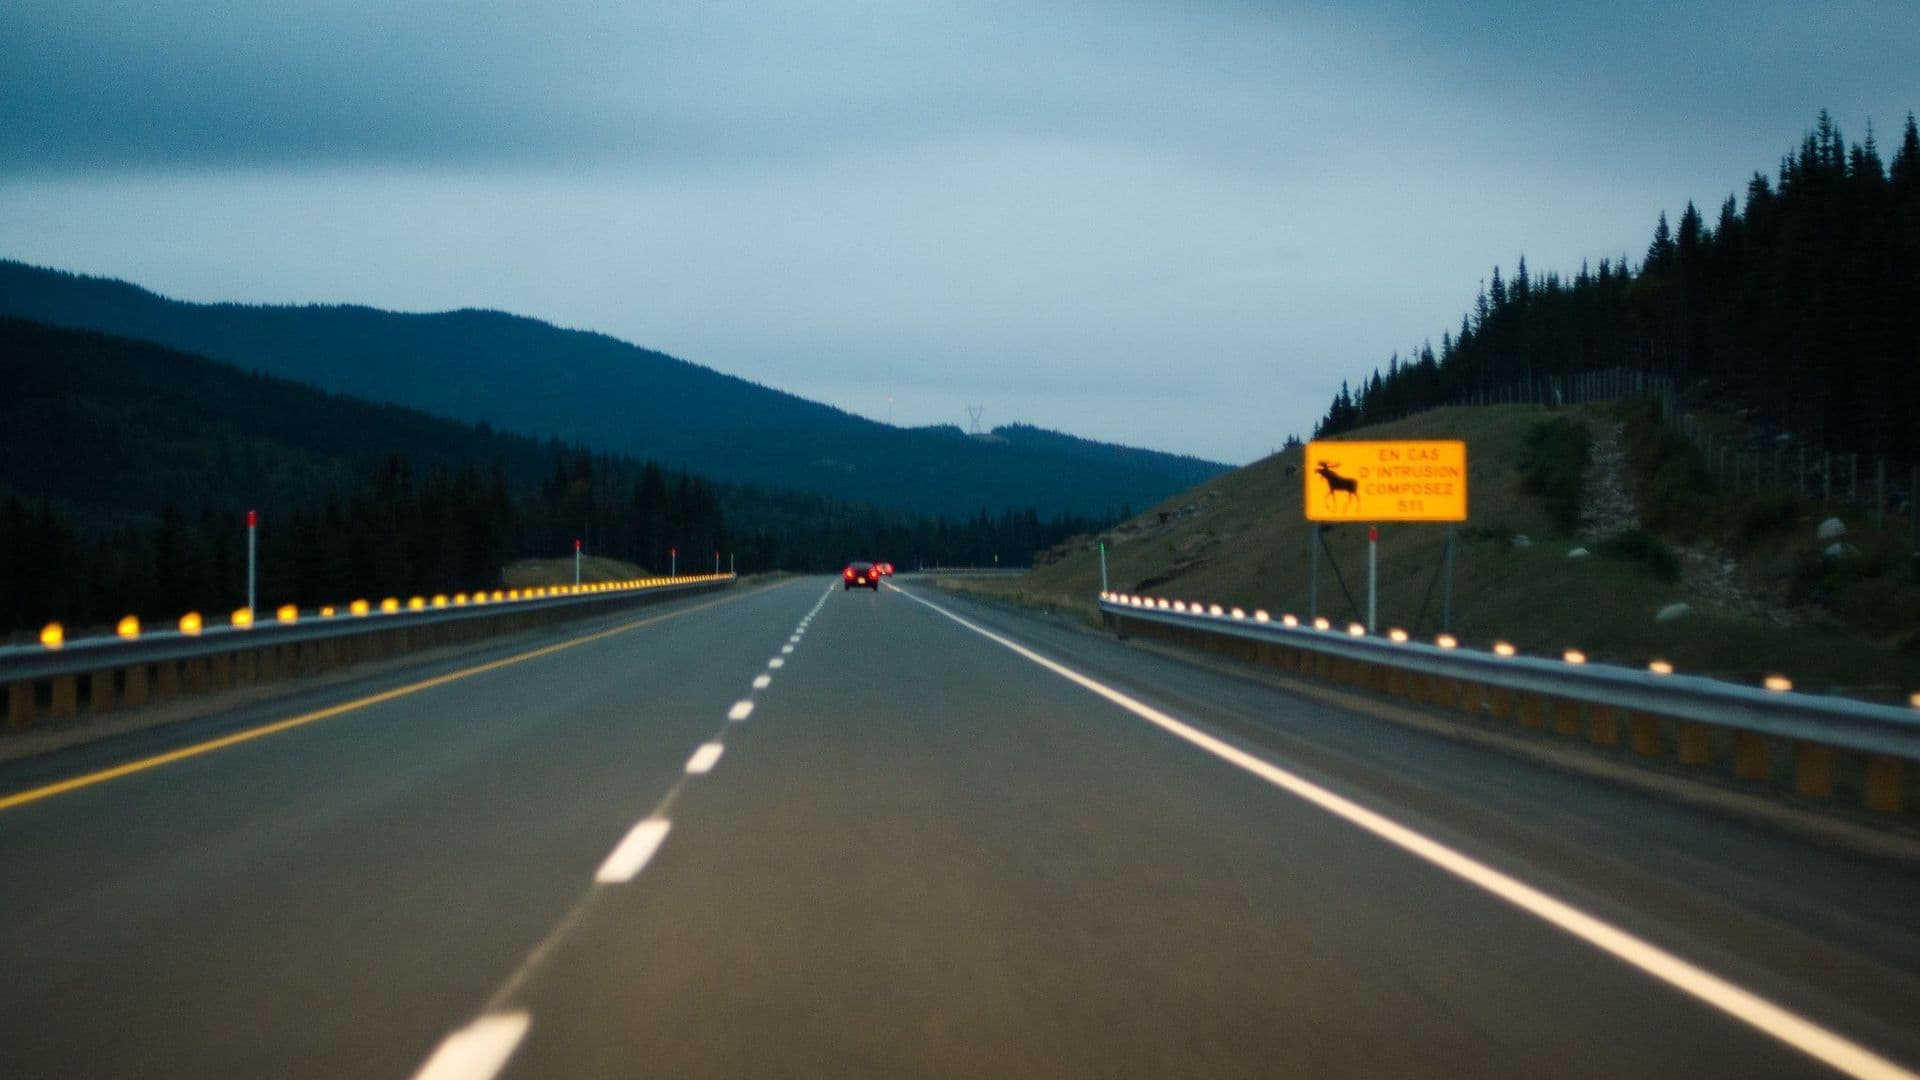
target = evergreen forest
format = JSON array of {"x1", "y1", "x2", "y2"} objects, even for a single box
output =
[{"x1": 1315, "y1": 110, "x2": 1920, "y2": 475}]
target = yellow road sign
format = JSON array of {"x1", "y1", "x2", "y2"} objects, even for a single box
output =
[{"x1": 1303, "y1": 440, "x2": 1467, "y2": 522}]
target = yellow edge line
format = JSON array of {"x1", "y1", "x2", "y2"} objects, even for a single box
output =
[{"x1": 0, "y1": 588, "x2": 757, "y2": 814}]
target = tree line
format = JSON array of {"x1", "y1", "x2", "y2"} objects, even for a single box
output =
[
  {"x1": 1, "y1": 448, "x2": 1111, "y2": 632},
  {"x1": 1315, "y1": 109, "x2": 1920, "y2": 474},
  {"x1": 1, "y1": 319, "x2": 1119, "y2": 632}
]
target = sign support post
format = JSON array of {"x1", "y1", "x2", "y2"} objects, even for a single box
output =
[
  {"x1": 670, "y1": 547, "x2": 677, "y2": 577},
  {"x1": 1367, "y1": 525, "x2": 1378, "y2": 632},
  {"x1": 1098, "y1": 541, "x2": 1108, "y2": 592},
  {"x1": 246, "y1": 510, "x2": 257, "y2": 615},
  {"x1": 574, "y1": 539, "x2": 582, "y2": 586},
  {"x1": 1442, "y1": 523, "x2": 1456, "y2": 632}
]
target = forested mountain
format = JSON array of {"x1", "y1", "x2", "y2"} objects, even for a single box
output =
[
  {"x1": 0, "y1": 261, "x2": 1228, "y2": 518},
  {"x1": 1317, "y1": 110, "x2": 1920, "y2": 470},
  {"x1": 0, "y1": 318, "x2": 1108, "y2": 630}
]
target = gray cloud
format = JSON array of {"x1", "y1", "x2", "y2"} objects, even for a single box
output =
[{"x1": 4, "y1": 2, "x2": 1918, "y2": 462}]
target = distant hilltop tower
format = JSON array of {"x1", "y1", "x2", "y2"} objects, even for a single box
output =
[{"x1": 966, "y1": 404, "x2": 1007, "y2": 444}]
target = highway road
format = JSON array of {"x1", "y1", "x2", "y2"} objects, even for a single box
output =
[{"x1": 1, "y1": 576, "x2": 1918, "y2": 1078}]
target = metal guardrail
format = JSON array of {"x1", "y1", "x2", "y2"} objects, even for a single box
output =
[
  {"x1": 4, "y1": 575, "x2": 736, "y2": 729},
  {"x1": 1099, "y1": 591, "x2": 1920, "y2": 812}
]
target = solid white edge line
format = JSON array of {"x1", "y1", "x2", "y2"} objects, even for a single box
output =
[
  {"x1": 685, "y1": 742, "x2": 725, "y2": 774},
  {"x1": 595, "y1": 818, "x2": 671, "y2": 884},
  {"x1": 411, "y1": 1011, "x2": 531, "y2": 1080},
  {"x1": 728, "y1": 700, "x2": 755, "y2": 721},
  {"x1": 893, "y1": 587, "x2": 1919, "y2": 1080}
]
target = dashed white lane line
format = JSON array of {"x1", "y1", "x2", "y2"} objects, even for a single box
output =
[
  {"x1": 594, "y1": 818, "x2": 672, "y2": 884},
  {"x1": 893, "y1": 585, "x2": 1920, "y2": 1080},
  {"x1": 410, "y1": 1011, "x2": 530, "y2": 1080},
  {"x1": 768, "y1": 657, "x2": 785, "y2": 669},
  {"x1": 414, "y1": 577, "x2": 829, "y2": 1076},
  {"x1": 685, "y1": 742, "x2": 725, "y2": 774},
  {"x1": 781, "y1": 644, "x2": 795, "y2": 654}
]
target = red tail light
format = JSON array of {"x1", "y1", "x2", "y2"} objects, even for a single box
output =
[{"x1": 844, "y1": 568, "x2": 855, "y2": 578}]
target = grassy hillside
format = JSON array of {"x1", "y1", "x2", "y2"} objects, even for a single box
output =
[
  {"x1": 960, "y1": 403, "x2": 1920, "y2": 701},
  {"x1": 0, "y1": 259, "x2": 1228, "y2": 518}
]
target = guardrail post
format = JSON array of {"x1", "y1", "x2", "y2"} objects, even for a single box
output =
[
  {"x1": 51, "y1": 675, "x2": 78, "y2": 718},
  {"x1": 1733, "y1": 732, "x2": 1770, "y2": 780},
  {"x1": 1676, "y1": 722, "x2": 1712, "y2": 765},
  {"x1": 88, "y1": 670, "x2": 116, "y2": 714},
  {"x1": 1450, "y1": 678, "x2": 1474, "y2": 710},
  {"x1": 1863, "y1": 756, "x2": 1906, "y2": 813},
  {"x1": 1588, "y1": 705, "x2": 1622, "y2": 747},
  {"x1": 124, "y1": 664, "x2": 149, "y2": 708},
  {"x1": 1517, "y1": 693, "x2": 1545, "y2": 730},
  {"x1": 1629, "y1": 712, "x2": 1662, "y2": 756},
  {"x1": 1487, "y1": 685, "x2": 1515, "y2": 721},
  {"x1": 1792, "y1": 742, "x2": 1833, "y2": 798},
  {"x1": 155, "y1": 661, "x2": 181, "y2": 701},
  {"x1": 1551, "y1": 698, "x2": 1581, "y2": 737},
  {"x1": 7, "y1": 682, "x2": 32, "y2": 729},
  {"x1": 211, "y1": 652, "x2": 233, "y2": 692},
  {"x1": 183, "y1": 657, "x2": 208, "y2": 694},
  {"x1": 1397, "y1": 668, "x2": 1419, "y2": 698}
]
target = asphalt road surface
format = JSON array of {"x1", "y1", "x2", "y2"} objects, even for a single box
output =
[{"x1": 2, "y1": 576, "x2": 1917, "y2": 1079}]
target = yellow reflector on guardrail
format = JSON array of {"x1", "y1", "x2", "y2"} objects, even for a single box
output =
[
  {"x1": 117, "y1": 615, "x2": 141, "y2": 639},
  {"x1": 180, "y1": 612, "x2": 203, "y2": 635},
  {"x1": 232, "y1": 608, "x2": 254, "y2": 628},
  {"x1": 39, "y1": 623, "x2": 63, "y2": 649},
  {"x1": 277, "y1": 605, "x2": 298, "y2": 624}
]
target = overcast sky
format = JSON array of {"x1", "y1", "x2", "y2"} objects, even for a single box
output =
[{"x1": 4, "y1": 2, "x2": 1917, "y2": 463}]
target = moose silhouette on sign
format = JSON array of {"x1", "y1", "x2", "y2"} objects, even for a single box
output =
[{"x1": 1314, "y1": 460, "x2": 1360, "y2": 510}]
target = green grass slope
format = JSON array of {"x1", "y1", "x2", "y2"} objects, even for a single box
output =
[{"x1": 961, "y1": 403, "x2": 1920, "y2": 701}]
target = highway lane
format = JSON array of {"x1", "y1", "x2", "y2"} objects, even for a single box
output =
[
  {"x1": 1, "y1": 575, "x2": 1917, "y2": 1077},
  {"x1": 0, "y1": 580, "x2": 819, "y2": 1078}
]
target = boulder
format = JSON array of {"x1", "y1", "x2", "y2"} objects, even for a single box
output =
[
  {"x1": 1824, "y1": 542, "x2": 1856, "y2": 560},
  {"x1": 1655, "y1": 602, "x2": 1692, "y2": 623},
  {"x1": 1567, "y1": 547, "x2": 1590, "y2": 559},
  {"x1": 1816, "y1": 517, "x2": 1847, "y2": 541},
  {"x1": 1511, "y1": 534, "x2": 1532, "y2": 548}
]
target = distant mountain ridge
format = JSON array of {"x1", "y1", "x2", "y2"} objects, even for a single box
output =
[{"x1": 0, "y1": 260, "x2": 1229, "y2": 517}]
